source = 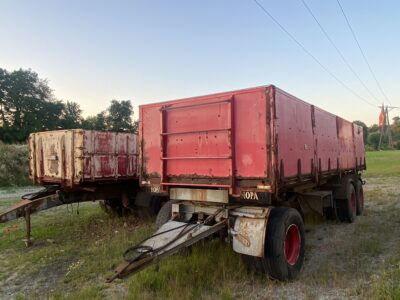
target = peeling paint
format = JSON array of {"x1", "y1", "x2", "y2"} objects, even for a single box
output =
[{"x1": 29, "y1": 130, "x2": 139, "y2": 188}]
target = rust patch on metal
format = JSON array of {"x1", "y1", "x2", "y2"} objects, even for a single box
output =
[
  {"x1": 48, "y1": 144, "x2": 59, "y2": 175},
  {"x1": 29, "y1": 130, "x2": 139, "y2": 188}
]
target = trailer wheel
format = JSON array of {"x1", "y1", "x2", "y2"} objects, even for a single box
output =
[
  {"x1": 99, "y1": 199, "x2": 130, "y2": 217},
  {"x1": 355, "y1": 180, "x2": 364, "y2": 216},
  {"x1": 336, "y1": 181, "x2": 356, "y2": 223},
  {"x1": 155, "y1": 200, "x2": 176, "y2": 228},
  {"x1": 134, "y1": 192, "x2": 163, "y2": 218},
  {"x1": 242, "y1": 207, "x2": 305, "y2": 281}
]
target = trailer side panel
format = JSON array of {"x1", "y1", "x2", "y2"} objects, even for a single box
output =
[
  {"x1": 274, "y1": 89, "x2": 315, "y2": 179},
  {"x1": 313, "y1": 107, "x2": 340, "y2": 172},
  {"x1": 139, "y1": 85, "x2": 365, "y2": 196},
  {"x1": 337, "y1": 117, "x2": 356, "y2": 170},
  {"x1": 353, "y1": 124, "x2": 365, "y2": 168},
  {"x1": 29, "y1": 130, "x2": 138, "y2": 188},
  {"x1": 140, "y1": 87, "x2": 269, "y2": 186}
]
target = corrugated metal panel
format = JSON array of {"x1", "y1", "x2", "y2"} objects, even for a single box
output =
[
  {"x1": 313, "y1": 107, "x2": 339, "y2": 172},
  {"x1": 139, "y1": 85, "x2": 365, "y2": 196},
  {"x1": 337, "y1": 117, "x2": 356, "y2": 170},
  {"x1": 29, "y1": 130, "x2": 138, "y2": 187},
  {"x1": 353, "y1": 124, "x2": 365, "y2": 168},
  {"x1": 274, "y1": 89, "x2": 315, "y2": 178},
  {"x1": 140, "y1": 86, "x2": 269, "y2": 183}
]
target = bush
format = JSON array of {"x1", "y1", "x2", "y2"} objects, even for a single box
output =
[
  {"x1": 365, "y1": 144, "x2": 376, "y2": 152},
  {"x1": 367, "y1": 132, "x2": 382, "y2": 150},
  {"x1": 0, "y1": 142, "x2": 30, "y2": 186}
]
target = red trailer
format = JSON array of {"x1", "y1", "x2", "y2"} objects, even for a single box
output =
[
  {"x1": 108, "y1": 85, "x2": 366, "y2": 282},
  {"x1": 1, "y1": 130, "x2": 163, "y2": 246},
  {"x1": 139, "y1": 85, "x2": 365, "y2": 194}
]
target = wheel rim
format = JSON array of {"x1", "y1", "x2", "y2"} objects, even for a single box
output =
[
  {"x1": 351, "y1": 190, "x2": 356, "y2": 213},
  {"x1": 284, "y1": 224, "x2": 301, "y2": 265}
]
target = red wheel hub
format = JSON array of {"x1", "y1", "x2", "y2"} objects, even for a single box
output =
[
  {"x1": 284, "y1": 224, "x2": 301, "y2": 265},
  {"x1": 351, "y1": 191, "x2": 356, "y2": 213}
]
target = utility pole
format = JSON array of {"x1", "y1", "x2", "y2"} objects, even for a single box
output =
[{"x1": 378, "y1": 105, "x2": 399, "y2": 150}]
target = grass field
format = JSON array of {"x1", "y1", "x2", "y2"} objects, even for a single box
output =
[
  {"x1": 364, "y1": 150, "x2": 400, "y2": 177},
  {"x1": 0, "y1": 150, "x2": 399, "y2": 299}
]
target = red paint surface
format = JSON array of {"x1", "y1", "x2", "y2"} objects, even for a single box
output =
[
  {"x1": 140, "y1": 87, "x2": 268, "y2": 180},
  {"x1": 313, "y1": 107, "x2": 339, "y2": 171},
  {"x1": 139, "y1": 85, "x2": 365, "y2": 193},
  {"x1": 275, "y1": 90, "x2": 315, "y2": 177},
  {"x1": 82, "y1": 131, "x2": 138, "y2": 180},
  {"x1": 337, "y1": 117, "x2": 355, "y2": 170},
  {"x1": 284, "y1": 224, "x2": 301, "y2": 266},
  {"x1": 353, "y1": 124, "x2": 365, "y2": 167}
]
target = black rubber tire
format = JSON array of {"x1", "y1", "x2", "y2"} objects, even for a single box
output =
[
  {"x1": 355, "y1": 179, "x2": 364, "y2": 216},
  {"x1": 242, "y1": 207, "x2": 305, "y2": 281},
  {"x1": 134, "y1": 192, "x2": 164, "y2": 216},
  {"x1": 336, "y1": 181, "x2": 356, "y2": 223},
  {"x1": 99, "y1": 199, "x2": 131, "y2": 217},
  {"x1": 155, "y1": 200, "x2": 175, "y2": 228}
]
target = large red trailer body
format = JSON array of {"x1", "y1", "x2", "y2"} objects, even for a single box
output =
[{"x1": 139, "y1": 85, "x2": 365, "y2": 196}]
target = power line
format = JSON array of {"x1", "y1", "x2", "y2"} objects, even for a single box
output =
[
  {"x1": 300, "y1": 0, "x2": 381, "y2": 105},
  {"x1": 252, "y1": 0, "x2": 377, "y2": 107},
  {"x1": 336, "y1": 0, "x2": 392, "y2": 105}
]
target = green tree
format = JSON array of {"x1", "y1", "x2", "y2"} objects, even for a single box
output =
[
  {"x1": 392, "y1": 116, "x2": 400, "y2": 137},
  {"x1": 368, "y1": 124, "x2": 380, "y2": 134},
  {"x1": 0, "y1": 68, "x2": 9, "y2": 127},
  {"x1": 393, "y1": 116, "x2": 400, "y2": 127},
  {"x1": 81, "y1": 116, "x2": 97, "y2": 130},
  {"x1": 368, "y1": 132, "x2": 387, "y2": 150},
  {"x1": 0, "y1": 68, "x2": 63, "y2": 142},
  {"x1": 0, "y1": 67, "x2": 140, "y2": 142},
  {"x1": 61, "y1": 101, "x2": 83, "y2": 129},
  {"x1": 106, "y1": 100, "x2": 135, "y2": 132},
  {"x1": 82, "y1": 112, "x2": 107, "y2": 131},
  {"x1": 392, "y1": 116, "x2": 400, "y2": 149}
]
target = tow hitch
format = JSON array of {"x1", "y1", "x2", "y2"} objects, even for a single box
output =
[
  {"x1": 107, "y1": 205, "x2": 271, "y2": 282},
  {"x1": 106, "y1": 218, "x2": 227, "y2": 282}
]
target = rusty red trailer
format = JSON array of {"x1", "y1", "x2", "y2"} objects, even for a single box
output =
[
  {"x1": 1, "y1": 130, "x2": 163, "y2": 246},
  {"x1": 29, "y1": 129, "x2": 138, "y2": 188},
  {"x1": 121, "y1": 85, "x2": 366, "y2": 282},
  {"x1": 139, "y1": 85, "x2": 365, "y2": 196},
  {"x1": 27, "y1": 129, "x2": 151, "y2": 216}
]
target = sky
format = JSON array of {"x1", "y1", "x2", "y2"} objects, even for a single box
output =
[{"x1": 0, "y1": 0, "x2": 399, "y2": 125}]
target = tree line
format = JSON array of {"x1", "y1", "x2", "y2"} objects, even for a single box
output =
[
  {"x1": 354, "y1": 119, "x2": 400, "y2": 150},
  {"x1": 1, "y1": 67, "x2": 399, "y2": 149},
  {"x1": 0, "y1": 68, "x2": 137, "y2": 143}
]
